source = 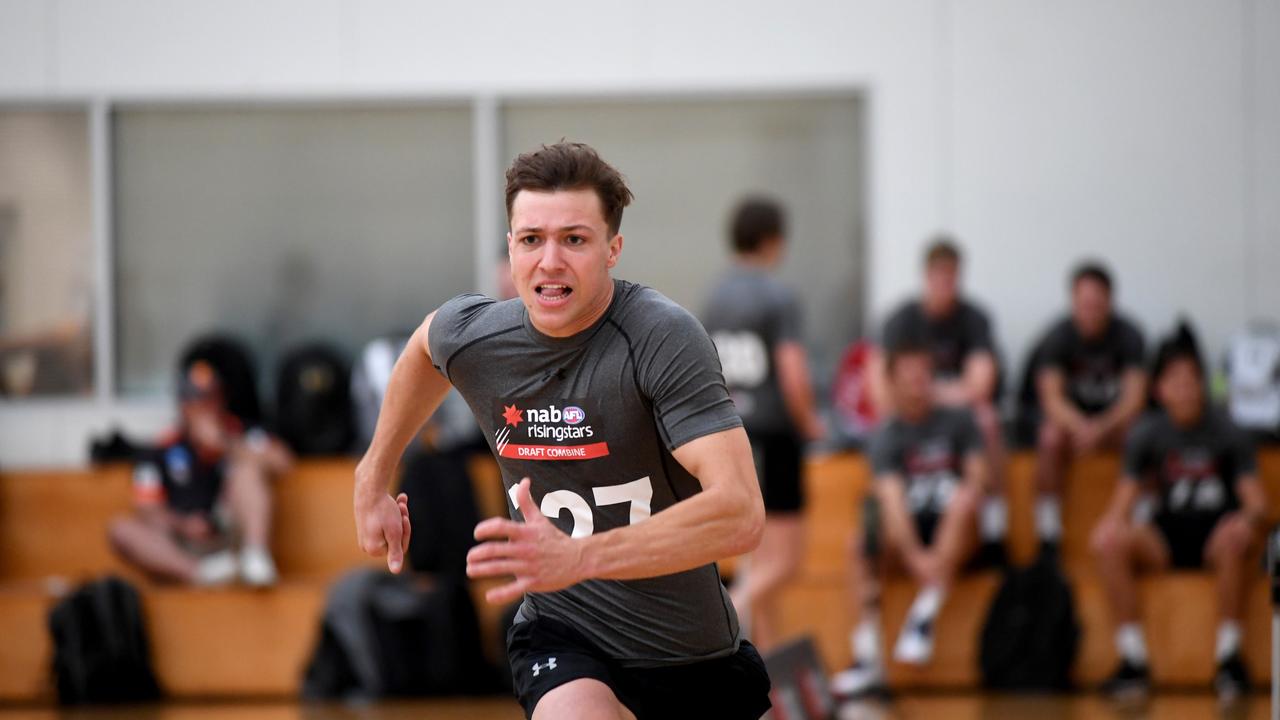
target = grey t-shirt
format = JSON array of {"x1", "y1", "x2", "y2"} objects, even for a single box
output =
[
  {"x1": 429, "y1": 278, "x2": 744, "y2": 667},
  {"x1": 881, "y1": 299, "x2": 996, "y2": 380},
  {"x1": 702, "y1": 264, "x2": 803, "y2": 436},
  {"x1": 1040, "y1": 314, "x2": 1145, "y2": 415},
  {"x1": 868, "y1": 407, "x2": 982, "y2": 516},
  {"x1": 1123, "y1": 409, "x2": 1256, "y2": 523}
]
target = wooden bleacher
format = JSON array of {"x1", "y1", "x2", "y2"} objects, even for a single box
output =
[{"x1": 2, "y1": 450, "x2": 1279, "y2": 701}]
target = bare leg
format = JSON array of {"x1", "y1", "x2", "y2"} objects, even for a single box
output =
[
  {"x1": 107, "y1": 512, "x2": 198, "y2": 583},
  {"x1": 1205, "y1": 517, "x2": 1257, "y2": 624},
  {"x1": 730, "y1": 514, "x2": 804, "y2": 652},
  {"x1": 1092, "y1": 522, "x2": 1168, "y2": 625},
  {"x1": 224, "y1": 448, "x2": 274, "y2": 549},
  {"x1": 533, "y1": 678, "x2": 636, "y2": 720},
  {"x1": 972, "y1": 401, "x2": 1007, "y2": 495},
  {"x1": 928, "y1": 484, "x2": 980, "y2": 586}
]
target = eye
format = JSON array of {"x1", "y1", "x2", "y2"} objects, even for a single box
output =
[
  {"x1": 520, "y1": 235, "x2": 540, "y2": 245},
  {"x1": 565, "y1": 235, "x2": 585, "y2": 246}
]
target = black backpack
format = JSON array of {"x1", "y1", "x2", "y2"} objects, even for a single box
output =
[
  {"x1": 276, "y1": 343, "x2": 354, "y2": 455},
  {"x1": 302, "y1": 570, "x2": 502, "y2": 699},
  {"x1": 48, "y1": 576, "x2": 161, "y2": 705},
  {"x1": 979, "y1": 560, "x2": 1080, "y2": 691}
]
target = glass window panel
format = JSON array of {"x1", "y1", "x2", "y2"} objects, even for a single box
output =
[
  {"x1": 0, "y1": 108, "x2": 94, "y2": 398},
  {"x1": 113, "y1": 104, "x2": 474, "y2": 397}
]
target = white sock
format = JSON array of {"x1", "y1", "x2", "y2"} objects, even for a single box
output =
[
  {"x1": 907, "y1": 585, "x2": 945, "y2": 625},
  {"x1": 1216, "y1": 620, "x2": 1242, "y2": 662},
  {"x1": 1036, "y1": 496, "x2": 1062, "y2": 541},
  {"x1": 852, "y1": 616, "x2": 882, "y2": 665},
  {"x1": 980, "y1": 497, "x2": 1007, "y2": 541},
  {"x1": 1116, "y1": 623, "x2": 1148, "y2": 665}
]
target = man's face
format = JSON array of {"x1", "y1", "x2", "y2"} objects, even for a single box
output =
[
  {"x1": 923, "y1": 259, "x2": 959, "y2": 314},
  {"x1": 507, "y1": 188, "x2": 622, "y2": 337},
  {"x1": 1157, "y1": 357, "x2": 1204, "y2": 425},
  {"x1": 1071, "y1": 278, "x2": 1111, "y2": 339},
  {"x1": 891, "y1": 352, "x2": 934, "y2": 413}
]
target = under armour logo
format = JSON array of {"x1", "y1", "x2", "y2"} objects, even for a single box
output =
[{"x1": 531, "y1": 657, "x2": 558, "y2": 677}]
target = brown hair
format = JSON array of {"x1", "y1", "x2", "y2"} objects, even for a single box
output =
[
  {"x1": 729, "y1": 196, "x2": 787, "y2": 253},
  {"x1": 504, "y1": 142, "x2": 634, "y2": 235},
  {"x1": 923, "y1": 234, "x2": 962, "y2": 267}
]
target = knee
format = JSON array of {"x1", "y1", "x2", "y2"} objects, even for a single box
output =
[
  {"x1": 1208, "y1": 522, "x2": 1254, "y2": 567},
  {"x1": 1037, "y1": 422, "x2": 1065, "y2": 456},
  {"x1": 107, "y1": 515, "x2": 138, "y2": 553},
  {"x1": 1090, "y1": 522, "x2": 1128, "y2": 561}
]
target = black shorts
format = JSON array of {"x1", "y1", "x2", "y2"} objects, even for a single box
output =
[
  {"x1": 1154, "y1": 513, "x2": 1222, "y2": 569},
  {"x1": 508, "y1": 614, "x2": 772, "y2": 719},
  {"x1": 748, "y1": 431, "x2": 804, "y2": 513}
]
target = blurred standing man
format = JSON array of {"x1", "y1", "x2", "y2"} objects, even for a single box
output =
[
  {"x1": 703, "y1": 196, "x2": 825, "y2": 652},
  {"x1": 871, "y1": 238, "x2": 1007, "y2": 563},
  {"x1": 1091, "y1": 327, "x2": 1263, "y2": 702},
  {"x1": 354, "y1": 142, "x2": 771, "y2": 720},
  {"x1": 1035, "y1": 263, "x2": 1147, "y2": 557}
]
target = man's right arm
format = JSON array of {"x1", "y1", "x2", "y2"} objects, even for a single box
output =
[
  {"x1": 353, "y1": 311, "x2": 454, "y2": 571},
  {"x1": 1037, "y1": 367, "x2": 1086, "y2": 433}
]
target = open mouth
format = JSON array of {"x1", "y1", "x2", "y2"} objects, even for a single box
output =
[{"x1": 534, "y1": 283, "x2": 573, "y2": 306}]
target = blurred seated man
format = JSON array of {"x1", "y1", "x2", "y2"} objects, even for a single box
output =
[
  {"x1": 1091, "y1": 327, "x2": 1265, "y2": 702},
  {"x1": 834, "y1": 339, "x2": 986, "y2": 698},
  {"x1": 870, "y1": 237, "x2": 1006, "y2": 562},
  {"x1": 108, "y1": 361, "x2": 291, "y2": 586},
  {"x1": 1035, "y1": 263, "x2": 1147, "y2": 557}
]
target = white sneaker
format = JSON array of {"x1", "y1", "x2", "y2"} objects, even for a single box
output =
[
  {"x1": 194, "y1": 550, "x2": 239, "y2": 587},
  {"x1": 239, "y1": 546, "x2": 279, "y2": 587},
  {"x1": 831, "y1": 661, "x2": 886, "y2": 699},
  {"x1": 892, "y1": 618, "x2": 934, "y2": 665}
]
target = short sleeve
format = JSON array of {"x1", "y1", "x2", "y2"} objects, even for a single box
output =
[
  {"x1": 1227, "y1": 419, "x2": 1259, "y2": 477},
  {"x1": 427, "y1": 293, "x2": 496, "y2": 383},
  {"x1": 132, "y1": 454, "x2": 167, "y2": 506},
  {"x1": 963, "y1": 305, "x2": 996, "y2": 354},
  {"x1": 1040, "y1": 321, "x2": 1072, "y2": 371},
  {"x1": 879, "y1": 304, "x2": 912, "y2": 350},
  {"x1": 775, "y1": 288, "x2": 804, "y2": 344},
  {"x1": 1119, "y1": 321, "x2": 1146, "y2": 369},
  {"x1": 637, "y1": 304, "x2": 743, "y2": 451},
  {"x1": 1121, "y1": 413, "x2": 1159, "y2": 480},
  {"x1": 868, "y1": 423, "x2": 903, "y2": 478}
]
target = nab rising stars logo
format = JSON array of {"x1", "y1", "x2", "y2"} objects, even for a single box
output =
[{"x1": 495, "y1": 401, "x2": 609, "y2": 461}]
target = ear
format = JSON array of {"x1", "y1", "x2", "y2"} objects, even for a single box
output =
[
  {"x1": 606, "y1": 233, "x2": 623, "y2": 269},
  {"x1": 506, "y1": 232, "x2": 515, "y2": 256}
]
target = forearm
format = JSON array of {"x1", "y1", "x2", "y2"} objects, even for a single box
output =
[
  {"x1": 1039, "y1": 371, "x2": 1085, "y2": 431},
  {"x1": 1099, "y1": 375, "x2": 1146, "y2": 432},
  {"x1": 355, "y1": 317, "x2": 452, "y2": 492},
  {"x1": 961, "y1": 353, "x2": 998, "y2": 404},
  {"x1": 1102, "y1": 480, "x2": 1140, "y2": 525},
  {"x1": 1237, "y1": 477, "x2": 1268, "y2": 524},
  {"x1": 868, "y1": 350, "x2": 895, "y2": 416},
  {"x1": 578, "y1": 484, "x2": 764, "y2": 581}
]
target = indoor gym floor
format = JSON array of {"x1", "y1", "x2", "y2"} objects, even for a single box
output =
[{"x1": 0, "y1": 694, "x2": 1272, "y2": 720}]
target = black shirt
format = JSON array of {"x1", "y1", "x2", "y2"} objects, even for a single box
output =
[
  {"x1": 1040, "y1": 314, "x2": 1145, "y2": 415},
  {"x1": 881, "y1": 299, "x2": 996, "y2": 381},
  {"x1": 132, "y1": 436, "x2": 225, "y2": 515},
  {"x1": 869, "y1": 407, "x2": 982, "y2": 516},
  {"x1": 1123, "y1": 409, "x2": 1256, "y2": 523}
]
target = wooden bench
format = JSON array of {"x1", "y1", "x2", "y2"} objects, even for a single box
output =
[{"x1": 2, "y1": 448, "x2": 1279, "y2": 700}]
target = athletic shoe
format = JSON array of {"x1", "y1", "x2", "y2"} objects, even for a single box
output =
[
  {"x1": 831, "y1": 661, "x2": 888, "y2": 701},
  {"x1": 194, "y1": 550, "x2": 239, "y2": 587},
  {"x1": 1214, "y1": 653, "x2": 1250, "y2": 704},
  {"x1": 892, "y1": 617, "x2": 934, "y2": 665},
  {"x1": 1101, "y1": 660, "x2": 1150, "y2": 701},
  {"x1": 239, "y1": 546, "x2": 279, "y2": 587}
]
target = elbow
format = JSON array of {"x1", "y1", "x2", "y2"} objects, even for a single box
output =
[{"x1": 726, "y1": 491, "x2": 766, "y2": 556}]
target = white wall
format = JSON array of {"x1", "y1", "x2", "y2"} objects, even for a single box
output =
[{"x1": 0, "y1": 0, "x2": 1275, "y2": 466}]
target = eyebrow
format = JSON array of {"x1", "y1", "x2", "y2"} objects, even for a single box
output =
[{"x1": 514, "y1": 225, "x2": 594, "y2": 235}]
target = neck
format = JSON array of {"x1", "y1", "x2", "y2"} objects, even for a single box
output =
[
  {"x1": 923, "y1": 296, "x2": 955, "y2": 317},
  {"x1": 1170, "y1": 406, "x2": 1204, "y2": 429},
  {"x1": 736, "y1": 252, "x2": 776, "y2": 270},
  {"x1": 900, "y1": 400, "x2": 930, "y2": 423}
]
